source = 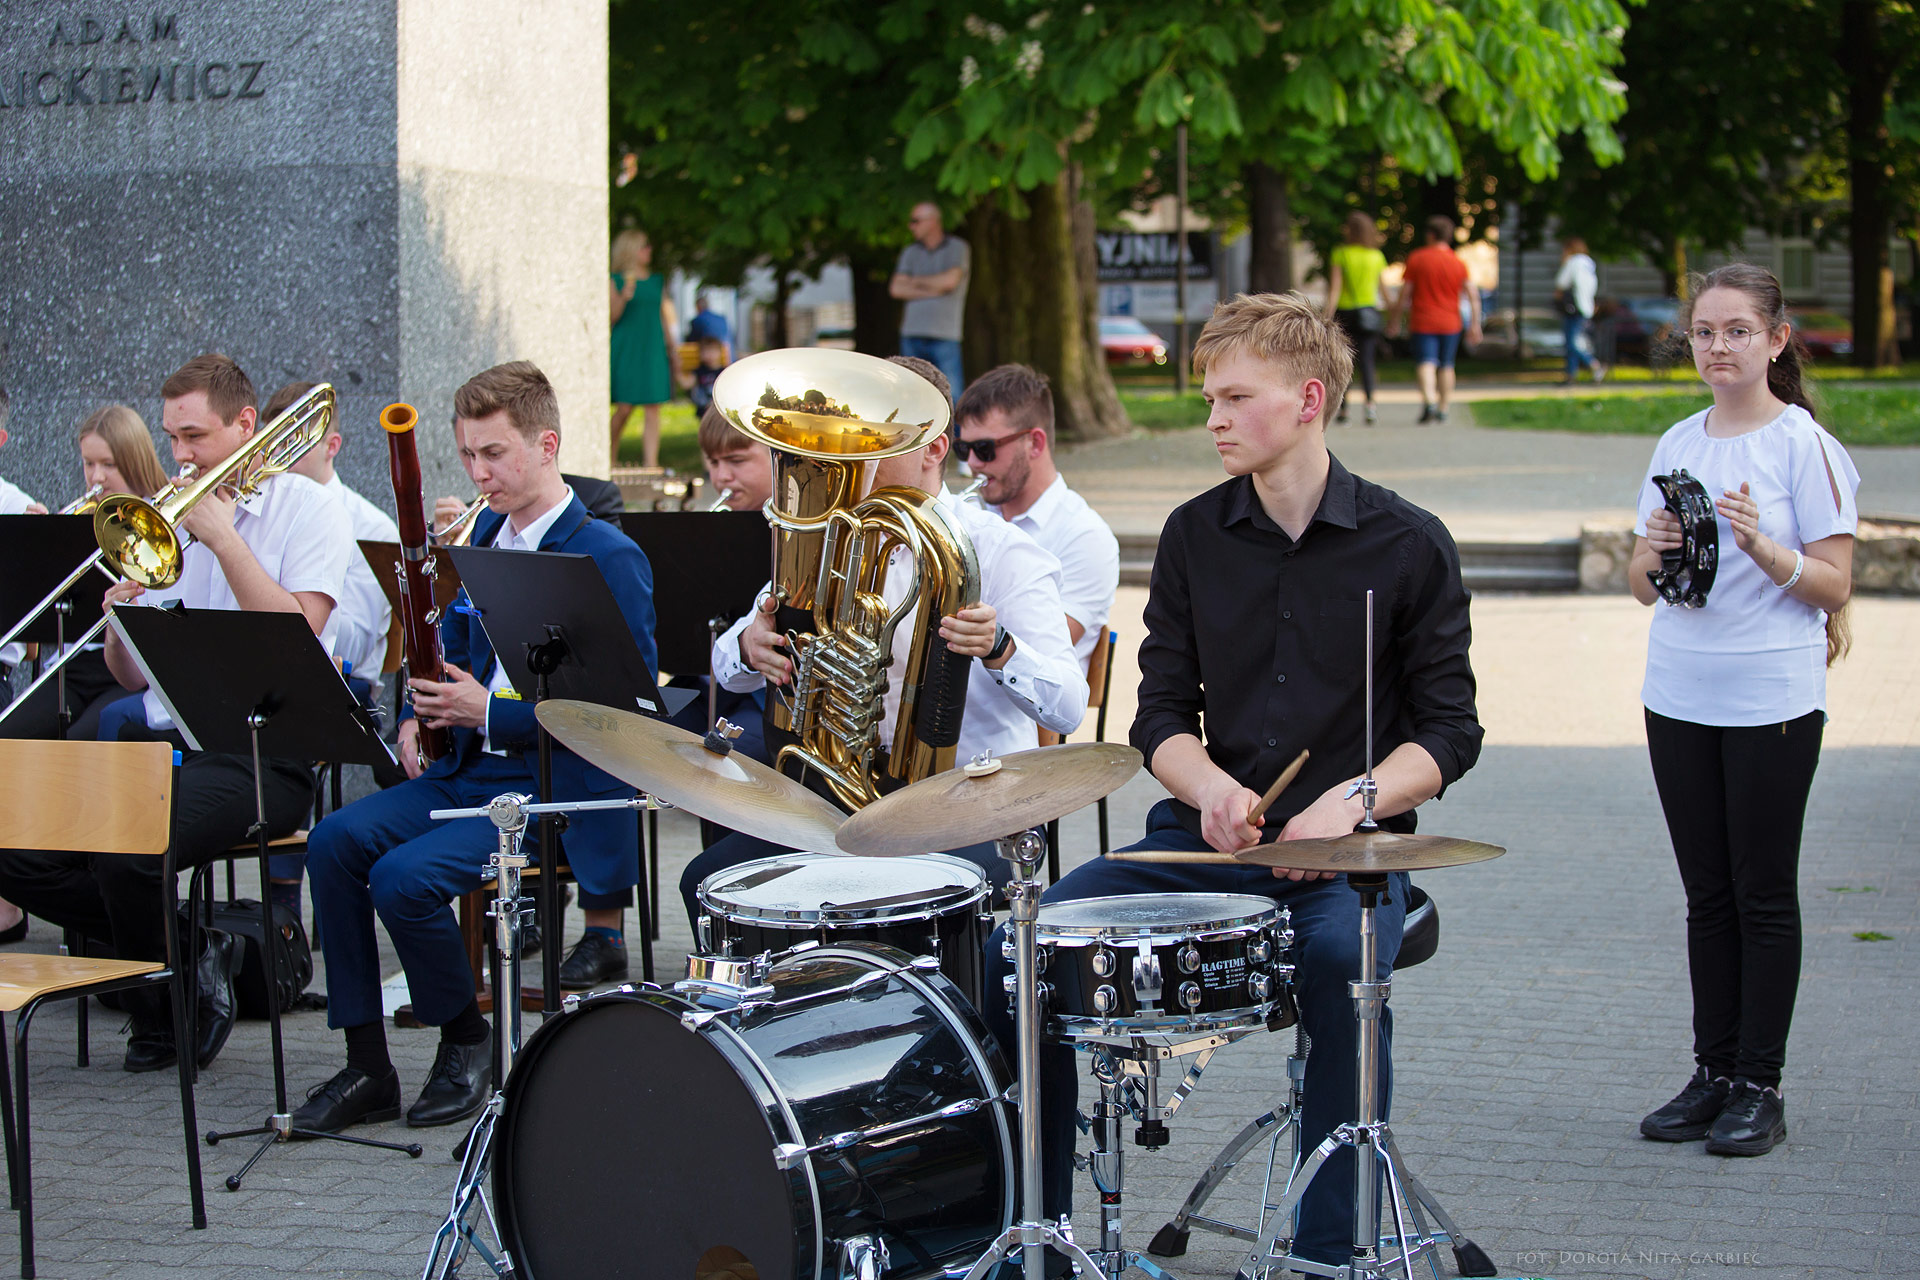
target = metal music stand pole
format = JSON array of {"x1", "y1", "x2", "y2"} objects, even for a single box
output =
[
  {"x1": 420, "y1": 792, "x2": 646, "y2": 1280},
  {"x1": 963, "y1": 825, "x2": 1103, "y2": 1280}
]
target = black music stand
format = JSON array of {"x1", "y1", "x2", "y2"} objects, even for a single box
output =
[
  {"x1": 0, "y1": 515, "x2": 106, "y2": 738},
  {"x1": 447, "y1": 546, "x2": 689, "y2": 998},
  {"x1": 620, "y1": 510, "x2": 768, "y2": 917},
  {"x1": 109, "y1": 605, "x2": 420, "y2": 1190}
]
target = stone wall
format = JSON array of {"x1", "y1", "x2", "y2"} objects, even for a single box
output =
[
  {"x1": 1580, "y1": 521, "x2": 1920, "y2": 596},
  {"x1": 0, "y1": 2, "x2": 606, "y2": 513}
]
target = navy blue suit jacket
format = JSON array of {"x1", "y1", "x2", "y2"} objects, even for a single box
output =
[{"x1": 410, "y1": 492, "x2": 658, "y2": 894}]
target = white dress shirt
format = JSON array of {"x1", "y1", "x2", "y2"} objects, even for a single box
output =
[
  {"x1": 326, "y1": 475, "x2": 400, "y2": 682},
  {"x1": 991, "y1": 472, "x2": 1119, "y2": 667},
  {"x1": 0, "y1": 476, "x2": 40, "y2": 668},
  {"x1": 715, "y1": 485, "x2": 1088, "y2": 764},
  {"x1": 136, "y1": 472, "x2": 352, "y2": 730},
  {"x1": 479, "y1": 487, "x2": 575, "y2": 753}
]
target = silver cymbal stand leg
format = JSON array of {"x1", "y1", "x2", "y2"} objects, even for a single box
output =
[
  {"x1": 962, "y1": 827, "x2": 1103, "y2": 1280},
  {"x1": 421, "y1": 793, "x2": 535, "y2": 1280}
]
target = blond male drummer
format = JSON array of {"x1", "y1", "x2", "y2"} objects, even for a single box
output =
[{"x1": 980, "y1": 292, "x2": 1485, "y2": 1270}]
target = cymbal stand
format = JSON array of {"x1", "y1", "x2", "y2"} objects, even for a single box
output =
[
  {"x1": 420, "y1": 791, "x2": 647, "y2": 1280},
  {"x1": 962, "y1": 825, "x2": 1103, "y2": 1280},
  {"x1": 1235, "y1": 591, "x2": 1492, "y2": 1280}
]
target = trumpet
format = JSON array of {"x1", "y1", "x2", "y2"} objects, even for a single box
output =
[
  {"x1": 94, "y1": 383, "x2": 335, "y2": 587},
  {"x1": 58, "y1": 483, "x2": 105, "y2": 515},
  {"x1": 434, "y1": 496, "x2": 489, "y2": 547}
]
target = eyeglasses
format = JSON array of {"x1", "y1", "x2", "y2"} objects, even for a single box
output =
[
  {"x1": 952, "y1": 429, "x2": 1033, "y2": 464},
  {"x1": 1688, "y1": 325, "x2": 1759, "y2": 352}
]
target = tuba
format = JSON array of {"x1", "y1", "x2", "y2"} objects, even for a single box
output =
[{"x1": 714, "y1": 349, "x2": 980, "y2": 811}]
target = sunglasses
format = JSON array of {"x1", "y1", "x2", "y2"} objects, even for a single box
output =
[{"x1": 952, "y1": 429, "x2": 1032, "y2": 464}]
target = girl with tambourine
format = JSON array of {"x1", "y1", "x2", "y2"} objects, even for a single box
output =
[{"x1": 1628, "y1": 263, "x2": 1859, "y2": 1158}]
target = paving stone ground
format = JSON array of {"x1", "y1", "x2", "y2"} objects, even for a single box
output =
[{"x1": 4, "y1": 589, "x2": 1913, "y2": 1280}]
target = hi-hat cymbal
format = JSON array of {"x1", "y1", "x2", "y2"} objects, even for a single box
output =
[
  {"x1": 1232, "y1": 829, "x2": 1505, "y2": 874},
  {"x1": 835, "y1": 744, "x2": 1142, "y2": 857},
  {"x1": 535, "y1": 700, "x2": 846, "y2": 851}
]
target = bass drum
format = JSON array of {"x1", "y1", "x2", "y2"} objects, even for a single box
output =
[{"x1": 494, "y1": 943, "x2": 1014, "y2": 1280}]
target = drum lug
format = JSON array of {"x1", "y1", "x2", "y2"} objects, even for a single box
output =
[
  {"x1": 838, "y1": 1233, "x2": 889, "y2": 1280},
  {"x1": 1090, "y1": 946, "x2": 1115, "y2": 977},
  {"x1": 1247, "y1": 937, "x2": 1272, "y2": 965},
  {"x1": 908, "y1": 954, "x2": 941, "y2": 973},
  {"x1": 1179, "y1": 981, "x2": 1203, "y2": 1010},
  {"x1": 1093, "y1": 984, "x2": 1118, "y2": 1015},
  {"x1": 1132, "y1": 940, "x2": 1163, "y2": 1005},
  {"x1": 561, "y1": 992, "x2": 582, "y2": 1015},
  {"x1": 1177, "y1": 943, "x2": 1201, "y2": 974}
]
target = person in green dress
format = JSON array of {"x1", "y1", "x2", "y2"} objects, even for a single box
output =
[
  {"x1": 1322, "y1": 209, "x2": 1388, "y2": 424},
  {"x1": 610, "y1": 228, "x2": 677, "y2": 468}
]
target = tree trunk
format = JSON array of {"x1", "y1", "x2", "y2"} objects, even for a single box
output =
[
  {"x1": 962, "y1": 168, "x2": 1129, "y2": 442},
  {"x1": 847, "y1": 243, "x2": 899, "y2": 357},
  {"x1": 769, "y1": 264, "x2": 794, "y2": 350},
  {"x1": 1843, "y1": 1, "x2": 1898, "y2": 367},
  {"x1": 1664, "y1": 236, "x2": 1689, "y2": 301},
  {"x1": 1246, "y1": 161, "x2": 1294, "y2": 294}
]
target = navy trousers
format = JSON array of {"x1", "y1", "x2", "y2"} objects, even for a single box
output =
[
  {"x1": 981, "y1": 799, "x2": 1407, "y2": 1266},
  {"x1": 307, "y1": 754, "x2": 538, "y2": 1030}
]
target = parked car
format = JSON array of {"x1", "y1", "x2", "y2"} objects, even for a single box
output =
[
  {"x1": 1472, "y1": 308, "x2": 1566, "y2": 360},
  {"x1": 1100, "y1": 315, "x2": 1169, "y2": 366},
  {"x1": 1601, "y1": 296, "x2": 1680, "y2": 363},
  {"x1": 1789, "y1": 308, "x2": 1853, "y2": 359}
]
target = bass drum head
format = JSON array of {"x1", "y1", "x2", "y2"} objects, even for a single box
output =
[{"x1": 494, "y1": 991, "x2": 803, "y2": 1280}]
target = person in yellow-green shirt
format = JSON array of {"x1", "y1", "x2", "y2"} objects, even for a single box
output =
[{"x1": 1323, "y1": 210, "x2": 1388, "y2": 424}]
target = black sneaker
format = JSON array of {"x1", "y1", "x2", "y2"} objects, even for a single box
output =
[
  {"x1": 559, "y1": 931, "x2": 629, "y2": 990},
  {"x1": 1416, "y1": 404, "x2": 1435, "y2": 424},
  {"x1": 1640, "y1": 1067, "x2": 1731, "y2": 1141},
  {"x1": 1706, "y1": 1080, "x2": 1786, "y2": 1156}
]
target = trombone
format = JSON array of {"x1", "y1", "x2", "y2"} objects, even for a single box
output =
[
  {"x1": 0, "y1": 384, "x2": 334, "y2": 726},
  {"x1": 0, "y1": 469, "x2": 195, "y2": 658}
]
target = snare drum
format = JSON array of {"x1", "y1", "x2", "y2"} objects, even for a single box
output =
[
  {"x1": 698, "y1": 852, "x2": 993, "y2": 1009},
  {"x1": 494, "y1": 943, "x2": 1013, "y2": 1280},
  {"x1": 1035, "y1": 893, "x2": 1295, "y2": 1040}
]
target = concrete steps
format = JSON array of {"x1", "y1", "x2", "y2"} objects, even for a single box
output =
[{"x1": 1117, "y1": 533, "x2": 1580, "y2": 593}]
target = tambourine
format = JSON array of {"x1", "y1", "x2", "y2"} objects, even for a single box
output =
[{"x1": 1647, "y1": 469, "x2": 1718, "y2": 608}]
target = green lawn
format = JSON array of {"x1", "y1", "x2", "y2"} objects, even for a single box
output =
[
  {"x1": 1472, "y1": 385, "x2": 1920, "y2": 447},
  {"x1": 612, "y1": 401, "x2": 703, "y2": 470}
]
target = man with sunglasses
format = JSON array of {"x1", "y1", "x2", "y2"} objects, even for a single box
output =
[{"x1": 955, "y1": 364, "x2": 1119, "y2": 669}]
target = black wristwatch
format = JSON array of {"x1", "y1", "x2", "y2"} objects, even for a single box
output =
[{"x1": 983, "y1": 624, "x2": 1013, "y2": 663}]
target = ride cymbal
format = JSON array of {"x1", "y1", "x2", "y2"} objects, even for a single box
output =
[
  {"x1": 1232, "y1": 830, "x2": 1505, "y2": 874},
  {"x1": 835, "y1": 743, "x2": 1142, "y2": 857},
  {"x1": 535, "y1": 700, "x2": 845, "y2": 851}
]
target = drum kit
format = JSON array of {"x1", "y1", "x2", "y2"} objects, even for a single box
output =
[{"x1": 418, "y1": 663, "x2": 1506, "y2": 1280}]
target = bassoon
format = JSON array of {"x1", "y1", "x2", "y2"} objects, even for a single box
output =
[{"x1": 382, "y1": 402, "x2": 452, "y2": 767}]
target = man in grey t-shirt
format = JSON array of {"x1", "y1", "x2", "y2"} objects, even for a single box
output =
[{"x1": 890, "y1": 202, "x2": 971, "y2": 401}]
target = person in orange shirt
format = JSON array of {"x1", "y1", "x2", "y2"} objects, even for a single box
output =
[{"x1": 1386, "y1": 215, "x2": 1483, "y2": 423}]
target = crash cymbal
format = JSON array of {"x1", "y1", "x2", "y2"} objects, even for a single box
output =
[
  {"x1": 835, "y1": 743, "x2": 1142, "y2": 857},
  {"x1": 535, "y1": 700, "x2": 846, "y2": 851},
  {"x1": 1231, "y1": 829, "x2": 1505, "y2": 874}
]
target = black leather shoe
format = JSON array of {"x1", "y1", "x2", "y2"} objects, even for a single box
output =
[
  {"x1": 194, "y1": 928, "x2": 242, "y2": 1069},
  {"x1": 291, "y1": 1066, "x2": 403, "y2": 1135},
  {"x1": 1640, "y1": 1067, "x2": 1731, "y2": 1141},
  {"x1": 407, "y1": 1036, "x2": 492, "y2": 1128},
  {"x1": 558, "y1": 932, "x2": 628, "y2": 990},
  {"x1": 124, "y1": 1026, "x2": 177, "y2": 1073},
  {"x1": 1706, "y1": 1080, "x2": 1786, "y2": 1156}
]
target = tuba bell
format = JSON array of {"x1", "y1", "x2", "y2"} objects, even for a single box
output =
[{"x1": 714, "y1": 348, "x2": 980, "y2": 811}]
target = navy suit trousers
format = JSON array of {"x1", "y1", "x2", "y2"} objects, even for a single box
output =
[{"x1": 308, "y1": 753, "x2": 538, "y2": 1030}]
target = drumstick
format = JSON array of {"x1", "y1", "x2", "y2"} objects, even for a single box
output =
[
  {"x1": 1103, "y1": 850, "x2": 1241, "y2": 865},
  {"x1": 1246, "y1": 749, "x2": 1309, "y2": 825}
]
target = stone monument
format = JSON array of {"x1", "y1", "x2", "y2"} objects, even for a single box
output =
[{"x1": 0, "y1": 1, "x2": 610, "y2": 510}]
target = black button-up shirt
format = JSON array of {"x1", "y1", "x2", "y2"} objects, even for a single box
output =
[{"x1": 1130, "y1": 455, "x2": 1483, "y2": 842}]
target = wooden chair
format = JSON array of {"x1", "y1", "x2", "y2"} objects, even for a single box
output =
[
  {"x1": 1039, "y1": 626, "x2": 1118, "y2": 882},
  {"x1": 0, "y1": 739, "x2": 206, "y2": 1278}
]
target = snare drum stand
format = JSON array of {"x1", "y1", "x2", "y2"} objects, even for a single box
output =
[
  {"x1": 419, "y1": 792, "x2": 647, "y2": 1280},
  {"x1": 963, "y1": 827, "x2": 1104, "y2": 1280}
]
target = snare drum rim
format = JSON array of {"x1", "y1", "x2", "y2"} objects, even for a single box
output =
[
  {"x1": 698, "y1": 851, "x2": 991, "y2": 927},
  {"x1": 1035, "y1": 892, "x2": 1284, "y2": 942}
]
